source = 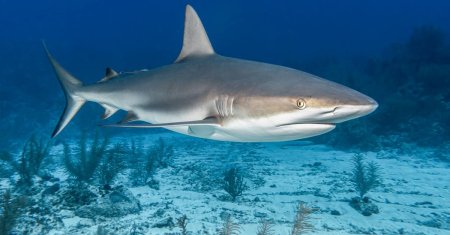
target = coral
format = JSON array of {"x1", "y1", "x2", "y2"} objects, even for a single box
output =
[
  {"x1": 256, "y1": 219, "x2": 274, "y2": 235},
  {"x1": 0, "y1": 190, "x2": 26, "y2": 235},
  {"x1": 223, "y1": 167, "x2": 247, "y2": 201},
  {"x1": 323, "y1": 119, "x2": 380, "y2": 151},
  {"x1": 176, "y1": 215, "x2": 188, "y2": 235},
  {"x1": 407, "y1": 25, "x2": 447, "y2": 64},
  {"x1": 351, "y1": 154, "x2": 382, "y2": 198},
  {"x1": 290, "y1": 202, "x2": 314, "y2": 235},
  {"x1": 219, "y1": 216, "x2": 241, "y2": 235},
  {"x1": 63, "y1": 132, "x2": 108, "y2": 183}
]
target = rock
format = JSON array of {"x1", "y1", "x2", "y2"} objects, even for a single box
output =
[
  {"x1": 154, "y1": 208, "x2": 165, "y2": 217},
  {"x1": 110, "y1": 191, "x2": 131, "y2": 203},
  {"x1": 330, "y1": 210, "x2": 341, "y2": 216},
  {"x1": 253, "y1": 197, "x2": 261, "y2": 202},
  {"x1": 62, "y1": 185, "x2": 97, "y2": 207},
  {"x1": 40, "y1": 173, "x2": 53, "y2": 181},
  {"x1": 254, "y1": 211, "x2": 267, "y2": 218},
  {"x1": 219, "y1": 211, "x2": 231, "y2": 221},
  {"x1": 362, "y1": 196, "x2": 370, "y2": 203},
  {"x1": 43, "y1": 183, "x2": 60, "y2": 195},
  {"x1": 152, "y1": 217, "x2": 174, "y2": 228},
  {"x1": 349, "y1": 197, "x2": 379, "y2": 216},
  {"x1": 49, "y1": 177, "x2": 60, "y2": 182},
  {"x1": 421, "y1": 219, "x2": 441, "y2": 228},
  {"x1": 147, "y1": 178, "x2": 160, "y2": 190},
  {"x1": 414, "y1": 201, "x2": 433, "y2": 206},
  {"x1": 75, "y1": 187, "x2": 141, "y2": 218}
]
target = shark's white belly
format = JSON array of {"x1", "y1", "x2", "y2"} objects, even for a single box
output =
[
  {"x1": 164, "y1": 120, "x2": 335, "y2": 142},
  {"x1": 131, "y1": 104, "x2": 337, "y2": 142}
]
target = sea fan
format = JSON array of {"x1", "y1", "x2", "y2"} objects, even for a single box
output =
[
  {"x1": 290, "y1": 203, "x2": 314, "y2": 235},
  {"x1": 219, "y1": 216, "x2": 241, "y2": 235}
]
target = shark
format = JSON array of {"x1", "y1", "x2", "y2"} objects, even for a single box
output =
[{"x1": 45, "y1": 5, "x2": 378, "y2": 142}]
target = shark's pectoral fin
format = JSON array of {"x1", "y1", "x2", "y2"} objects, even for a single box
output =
[
  {"x1": 188, "y1": 125, "x2": 215, "y2": 138},
  {"x1": 102, "y1": 117, "x2": 220, "y2": 128},
  {"x1": 175, "y1": 5, "x2": 215, "y2": 63}
]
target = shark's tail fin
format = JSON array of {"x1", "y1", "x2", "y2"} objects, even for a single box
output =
[{"x1": 43, "y1": 43, "x2": 86, "y2": 138}]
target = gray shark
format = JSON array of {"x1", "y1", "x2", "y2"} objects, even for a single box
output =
[{"x1": 46, "y1": 5, "x2": 378, "y2": 142}]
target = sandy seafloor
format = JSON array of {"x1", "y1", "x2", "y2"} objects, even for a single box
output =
[{"x1": 2, "y1": 132, "x2": 449, "y2": 235}]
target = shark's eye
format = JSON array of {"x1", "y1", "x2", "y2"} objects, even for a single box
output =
[{"x1": 296, "y1": 98, "x2": 306, "y2": 110}]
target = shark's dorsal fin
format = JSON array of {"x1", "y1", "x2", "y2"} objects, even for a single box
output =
[
  {"x1": 98, "y1": 67, "x2": 119, "y2": 83},
  {"x1": 175, "y1": 5, "x2": 215, "y2": 63}
]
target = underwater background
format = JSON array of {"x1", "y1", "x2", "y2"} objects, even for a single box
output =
[{"x1": 1, "y1": 0, "x2": 449, "y2": 234}]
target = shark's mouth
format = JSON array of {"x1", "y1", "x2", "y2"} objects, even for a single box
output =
[
  {"x1": 270, "y1": 123, "x2": 337, "y2": 140},
  {"x1": 276, "y1": 122, "x2": 336, "y2": 127}
]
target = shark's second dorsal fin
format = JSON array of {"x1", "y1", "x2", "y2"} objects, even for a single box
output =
[
  {"x1": 175, "y1": 5, "x2": 215, "y2": 63},
  {"x1": 99, "y1": 67, "x2": 119, "y2": 83}
]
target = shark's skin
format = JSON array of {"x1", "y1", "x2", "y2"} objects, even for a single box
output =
[{"x1": 46, "y1": 5, "x2": 378, "y2": 142}]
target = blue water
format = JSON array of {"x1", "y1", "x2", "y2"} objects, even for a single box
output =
[{"x1": 1, "y1": 1, "x2": 449, "y2": 234}]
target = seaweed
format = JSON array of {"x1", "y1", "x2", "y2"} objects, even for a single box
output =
[
  {"x1": 176, "y1": 215, "x2": 188, "y2": 235},
  {"x1": 148, "y1": 138, "x2": 174, "y2": 169},
  {"x1": 223, "y1": 167, "x2": 247, "y2": 201},
  {"x1": 145, "y1": 138, "x2": 174, "y2": 183},
  {"x1": 0, "y1": 136, "x2": 52, "y2": 185},
  {"x1": 256, "y1": 219, "x2": 274, "y2": 235},
  {"x1": 219, "y1": 216, "x2": 241, "y2": 235},
  {"x1": 351, "y1": 154, "x2": 382, "y2": 198},
  {"x1": 290, "y1": 202, "x2": 314, "y2": 235},
  {"x1": 0, "y1": 190, "x2": 27, "y2": 235},
  {"x1": 63, "y1": 132, "x2": 108, "y2": 183},
  {"x1": 128, "y1": 140, "x2": 147, "y2": 186},
  {"x1": 98, "y1": 144, "x2": 126, "y2": 187}
]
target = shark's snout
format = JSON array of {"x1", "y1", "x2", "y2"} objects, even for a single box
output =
[{"x1": 330, "y1": 96, "x2": 378, "y2": 123}]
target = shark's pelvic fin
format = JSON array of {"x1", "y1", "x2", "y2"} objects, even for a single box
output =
[
  {"x1": 103, "y1": 117, "x2": 220, "y2": 128},
  {"x1": 101, "y1": 104, "x2": 119, "y2": 120},
  {"x1": 43, "y1": 42, "x2": 85, "y2": 138},
  {"x1": 99, "y1": 67, "x2": 119, "y2": 83},
  {"x1": 175, "y1": 5, "x2": 215, "y2": 62}
]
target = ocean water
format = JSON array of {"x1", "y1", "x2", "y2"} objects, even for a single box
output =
[{"x1": 1, "y1": 1, "x2": 449, "y2": 234}]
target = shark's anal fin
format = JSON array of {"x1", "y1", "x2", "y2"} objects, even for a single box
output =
[
  {"x1": 175, "y1": 5, "x2": 215, "y2": 63},
  {"x1": 102, "y1": 117, "x2": 220, "y2": 128},
  {"x1": 120, "y1": 111, "x2": 139, "y2": 124}
]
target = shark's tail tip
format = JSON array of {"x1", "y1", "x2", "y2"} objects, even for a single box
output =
[{"x1": 45, "y1": 45, "x2": 86, "y2": 137}]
